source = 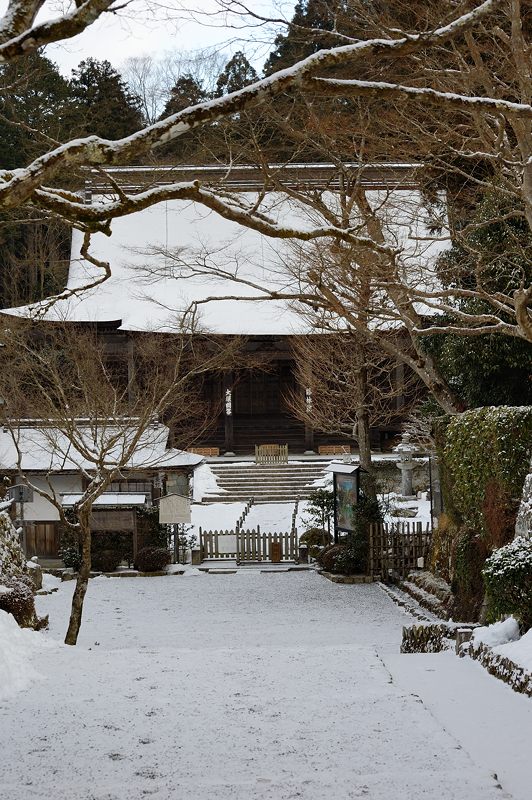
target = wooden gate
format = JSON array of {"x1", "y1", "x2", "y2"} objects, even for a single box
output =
[
  {"x1": 369, "y1": 521, "x2": 432, "y2": 580},
  {"x1": 199, "y1": 527, "x2": 298, "y2": 563},
  {"x1": 25, "y1": 522, "x2": 59, "y2": 558}
]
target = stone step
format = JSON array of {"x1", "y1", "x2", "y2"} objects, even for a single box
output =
[
  {"x1": 215, "y1": 478, "x2": 321, "y2": 487},
  {"x1": 215, "y1": 473, "x2": 324, "y2": 479},
  {"x1": 203, "y1": 494, "x2": 311, "y2": 503},
  {"x1": 212, "y1": 466, "x2": 326, "y2": 472}
]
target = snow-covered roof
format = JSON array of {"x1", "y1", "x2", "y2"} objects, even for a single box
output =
[
  {"x1": 61, "y1": 493, "x2": 147, "y2": 507},
  {"x1": 4, "y1": 187, "x2": 447, "y2": 334},
  {"x1": 0, "y1": 423, "x2": 203, "y2": 473}
]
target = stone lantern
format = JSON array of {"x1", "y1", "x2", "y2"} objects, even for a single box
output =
[{"x1": 394, "y1": 432, "x2": 417, "y2": 498}]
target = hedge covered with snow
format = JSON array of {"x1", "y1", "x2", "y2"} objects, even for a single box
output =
[
  {"x1": 0, "y1": 501, "x2": 46, "y2": 629},
  {"x1": 0, "y1": 501, "x2": 27, "y2": 582},
  {"x1": 483, "y1": 537, "x2": 532, "y2": 629},
  {"x1": 433, "y1": 406, "x2": 532, "y2": 621},
  {"x1": 442, "y1": 405, "x2": 532, "y2": 539}
]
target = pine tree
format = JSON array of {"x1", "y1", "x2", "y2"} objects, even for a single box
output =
[
  {"x1": 69, "y1": 58, "x2": 143, "y2": 140},
  {"x1": 0, "y1": 52, "x2": 71, "y2": 169},
  {"x1": 0, "y1": 53, "x2": 72, "y2": 307},
  {"x1": 161, "y1": 74, "x2": 208, "y2": 116},
  {"x1": 214, "y1": 52, "x2": 258, "y2": 96}
]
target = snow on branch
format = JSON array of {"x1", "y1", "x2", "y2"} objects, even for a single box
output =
[
  {"x1": 0, "y1": 0, "x2": 119, "y2": 61},
  {"x1": 310, "y1": 78, "x2": 532, "y2": 119},
  {"x1": 0, "y1": 0, "x2": 500, "y2": 217}
]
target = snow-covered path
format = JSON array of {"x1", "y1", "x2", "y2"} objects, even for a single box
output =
[{"x1": 0, "y1": 573, "x2": 530, "y2": 799}]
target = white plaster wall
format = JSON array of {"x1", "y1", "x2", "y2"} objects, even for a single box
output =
[{"x1": 22, "y1": 474, "x2": 82, "y2": 521}]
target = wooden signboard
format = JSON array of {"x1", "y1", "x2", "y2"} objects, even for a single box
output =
[
  {"x1": 158, "y1": 493, "x2": 191, "y2": 524},
  {"x1": 270, "y1": 541, "x2": 282, "y2": 563}
]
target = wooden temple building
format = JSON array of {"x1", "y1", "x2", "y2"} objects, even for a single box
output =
[{"x1": 3, "y1": 164, "x2": 433, "y2": 457}]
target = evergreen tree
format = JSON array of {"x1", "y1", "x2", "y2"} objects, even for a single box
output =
[
  {"x1": 0, "y1": 53, "x2": 72, "y2": 307},
  {"x1": 424, "y1": 194, "x2": 532, "y2": 407},
  {"x1": 69, "y1": 58, "x2": 143, "y2": 140},
  {"x1": 214, "y1": 52, "x2": 258, "y2": 96},
  {"x1": 161, "y1": 74, "x2": 208, "y2": 117},
  {"x1": 158, "y1": 74, "x2": 209, "y2": 162},
  {"x1": 264, "y1": 1, "x2": 339, "y2": 75},
  {"x1": 0, "y1": 52, "x2": 71, "y2": 169}
]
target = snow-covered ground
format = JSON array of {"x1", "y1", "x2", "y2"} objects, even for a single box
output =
[
  {"x1": 190, "y1": 501, "x2": 311, "y2": 537},
  {"x1": 0, "y1": 574, "x2": 531, "y2": 799},
  {"x1": 190, "y1": 502, "x2": 246, "y2": 534},
  {"x1": 244, "y1": 502, "x2": 295, "y2": 532}
]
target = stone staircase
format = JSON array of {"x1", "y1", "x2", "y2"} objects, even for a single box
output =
[{"x1": 203, "y1": 462, "x2": 330, "y2": 503}]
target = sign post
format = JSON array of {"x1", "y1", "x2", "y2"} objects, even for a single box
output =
[
  {"x1": 158, "y1": 494, "x2": 191, "y2": 564},
  {"x1": 325, "y1": 464, "x2": 362, "y2": 543}
]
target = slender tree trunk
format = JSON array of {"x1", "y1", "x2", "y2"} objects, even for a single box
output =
[
  {"x1": 353, "y1": 347, "x2": 377, "y2": 499},
  {"x1": 64, "y1": 507, "x2": 92, "y2": 646}
]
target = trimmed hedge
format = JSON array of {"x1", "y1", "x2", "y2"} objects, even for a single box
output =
[
  {"x1": 441, "y1": 406, "x2": 532, "y2": 540},
  {"x1": 135, "y1": 546, "x2": 170, "y2": 573},
  {"x1": 483, "y1": 537, "x2": 532, "y2": 630},
  {"x1": 434, "y1": 406, "x2": 532, "y2": 621}
]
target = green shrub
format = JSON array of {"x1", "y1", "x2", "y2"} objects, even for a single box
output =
[
  {"x1": 303, "y1": 489, "x2": 334, "y2": 535},
  {"x1": 333, "y1": 534, "x2": 369, "y2": 575},
  {"x1": 136, "y1": 546, "x2": 170, "y2": 573},
  {"x1": 300, "y1": 527, "x2": 329, "y2": 547},
  {"x1": 483, "y1": 537, "x2": 532, "y2": 630},
  {"x1": 136, "y1": 506, "x2": 169, "y2": 550},
  {"x1": 92, "y1": 531, "x2": 132, "y2": 571},
  {"x1": 441, "y1": 406, "x2": 532, "y2": 538},
  {"x1": 316, "y1": 544, "x2": 344, "y2": 572},
  {"x1": 451, "y1": 530, "x2": 488, "y2": 620},
  {"x1": 60, "y1": 545, "x2": 82, "y2": 571},
  {"x1": 91, "y1": 548, "x2": 122, "y2": 572}
]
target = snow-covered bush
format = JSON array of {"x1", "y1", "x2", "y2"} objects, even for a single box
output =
[
  {"x1": 434, "y1": 406, "x2": 532, "y2": 621},
  {"x1": 441, "y1": 406, "x2": 532, "y2": 541},
  {"x1": 483, "y1": 537, "x2": 532, "y2": 630},
  {"x1": 0, "y1": 501, "x2": 27, "y2": 582},
  {"x1": 0, "y1": 502, "x2": 47, "y2": 629},
  {"x1": 0, "y1": 579, "x2": 47, "y2": 629},
  {"x1": 136, "y1": 546, "x2": 171, "y2": 573}
]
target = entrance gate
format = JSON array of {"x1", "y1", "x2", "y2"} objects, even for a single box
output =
[{"x1": 199, "y1": 528, "x2": 298, "y2": 563}]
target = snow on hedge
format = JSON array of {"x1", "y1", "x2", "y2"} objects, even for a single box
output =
[
  {"x1": 0, "y1": 502, "x2": 27, "y2": 583},
  {"x1": 495, "y1": 629, "x2": 532, "y2": 673},
  {"x1": 472, "y1": 617, "x2": 520, "y2": 648}
]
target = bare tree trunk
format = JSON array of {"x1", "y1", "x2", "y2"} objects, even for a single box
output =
[
  {"x1": 64, "y1": 507, "x2": 92, "y2": 646},
  {"x1": 353, "y1": 344, "x2": 377, "y2": 499}
]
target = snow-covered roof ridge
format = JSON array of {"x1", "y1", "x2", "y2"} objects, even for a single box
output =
[
  {"x1": 0, "y1": 422, "x2": 204, "y2": 473},
  {"x1": 85, "y1": 162, "x2": 421, "y2": 193},
  {"x1": 3, "y1": 187, "x2": 447, "y2": 335}
]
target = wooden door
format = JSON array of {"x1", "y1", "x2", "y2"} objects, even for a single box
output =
[{"x1": 26, "y1": 523, "x2": 59, "y2": 558}]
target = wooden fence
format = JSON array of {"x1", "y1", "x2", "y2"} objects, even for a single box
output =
[
  {"x1": 369, "y1": 521, "x2": 432, "y2": 580},
  {"x1": 199, "y1": 527, "x2": 298, "y2": 563},
  {"x1": 255, "y1": 444, "x2": 288, "y2": 465},
  {"x1": 235, "y1": 498, "x2": 254, "y2": 532}
]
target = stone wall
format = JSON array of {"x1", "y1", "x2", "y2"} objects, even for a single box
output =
[{"x1": 373, "y1": 457, "x2": 430, "y2": 495}]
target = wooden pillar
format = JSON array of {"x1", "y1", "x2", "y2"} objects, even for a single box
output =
[{"x1": 223, "y1": 372, "x2": 235, "y2": 455}]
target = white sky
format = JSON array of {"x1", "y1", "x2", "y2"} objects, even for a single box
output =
[{"x1": 0, "y1": 0, "x2": 296, "y2": 76}]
